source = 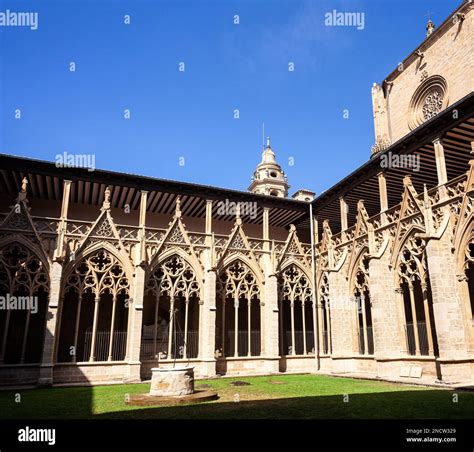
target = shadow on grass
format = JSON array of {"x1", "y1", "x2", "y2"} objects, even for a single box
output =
[{"x1": 91, "y1": 390, "x2": 473, "y2": 420}]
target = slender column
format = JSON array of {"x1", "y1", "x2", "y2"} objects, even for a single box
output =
[
  {"x1": 183, "y1": 298, "x2": 189, "y2": 359},
  {"x1": 339, "y1": 197, "x2": 348, "y2": 233},
  {"x1": 234, "y1": 298, "x2": 239, "y2": 357},
  {"x1": 378, "y1": 172, "x2": 388, "y2": 212},
  {"x1": 153, "y1": 296, "x2": 159, "y2": 358},
  {"x1": 290, "y1": 300, "x2": 296, "y2": 355},
  {"x1": 107, "y1": 295, "x2": 117, "y2": 361},
  {"x1": 361, "y1": 293, "x2": 369, "y2": 355},
  {"x1": 318, "y1": 302, "x2": 324, "y2": 354},
  {"x1": 247, "y1": 299, "x2": 251, "y2": 356},
  {"x1": 279, "y1": 299, "x2": 284, "y2": 355},
  {"x1": 197, "y1": 199, "x2": 217, "y2": 376},
  {"x1": 408, "y1": 284, "x2": 420, "y2": 356},
  {"x1": 263, "y1": 207, "x2": 270, "y2": 241},
  {"x1": 0, "y1": 310, "x2": 11, "y2": 363},
  {"x1": 38, "y1": 181, "x2": 71, "y2": 386},
  {"x1": 124, "y1": 191, "x2": 147, "y2": 382},
  {"x1": 20, "y1": 310, "x2": 31, "y2": 364},
  {"x1": 421, "y1": 282, "x2": 434, "y2": 356},
  {"x1": 221, "y1": 299, "x2": 226, "y2": 356},
  {"x1": 89, "y1": 296, "x2": 100, "y2": 361},
  {"x1": 301, "y1": 300, "x2": 307, "y2": 355},
  {"x1": 309, "y1": 204, "x2": 319, "y2": 364},
  {"x1": 433, "y1": 138, "x2": 448, "y2": 186},
  {"x1": 72, "y1": 294, "x2": 82, "y2": 363},
  {"x1": 325, "y1": 302, "x2": 332, "y2": 354},
  {"x1": 168, "y1": 298, "x2": 175, "y2": 358}
]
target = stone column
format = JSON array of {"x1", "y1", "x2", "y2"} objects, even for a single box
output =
[
  {"x1": 125, "y1": 266, "x2": 145, "y2": 382},
  {"x1": 261, "y1": 207, "x2": 280, "y2": 373},
  {"x1": 125, "y1": 191, "x2": 148, "y2": 382},
  {"x1": 38, "y1": 261, "x2": 63, "y2": 386},
  {"x1": 261, "y1": 273, "x2": 280, "y2": 372},
  {"x1": 197, "y1": 199, "x2": 217, "y2": 377},
  {"x1": 198, "y1": 266, "x2": 217, "y2": 377},
  {"x1": 38, "y1": 180, "x2": 71, "y2": 387},
  {"x1": 327, "y1": 265, "x2": 359, "y2": 372},
  {"x1": 368, "y1": 253, "x2": 405, "y2": 359},
  {"x1": 425, "y1": 227, "x2": 472, "y2": 382}
]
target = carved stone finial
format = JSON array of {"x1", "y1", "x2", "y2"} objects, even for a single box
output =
[
  {"x1": 426, "y1": 19, "x2": 435, "y2": 37},
  {"x1": 289, "y1": 224, "x2": 296, "y2": 232},
  {"x1": 403, "y1": 175, "x2": 412, "y2": 187},
  {"x1": 102, "y1": 186, "x2": 111, "y2": 211},
  {"x1": 16, "y1": 177, "x2": 29, "y2": 202},
  {"x1": 175, "y1": 195, "x2": 182, "y2": 218}
]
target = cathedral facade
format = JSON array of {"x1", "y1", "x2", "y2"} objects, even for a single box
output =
[{"x1": 0, "y1": 0, "x2": 473, "y2": 387}]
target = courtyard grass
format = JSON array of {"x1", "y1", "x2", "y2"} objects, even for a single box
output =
[{"x1": 0, "y1": 374, "x2": 472, "y2": 419}]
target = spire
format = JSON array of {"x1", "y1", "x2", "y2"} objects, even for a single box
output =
[
  {"x1": 248, "y1": 137, "x2": 289, "y2": 197},
  {"x1": 261, "y1": 136, "x2": 277, "y2": 164},
  {"x1": 425, "y1": 11, "x2": 435, "y2": 37}
]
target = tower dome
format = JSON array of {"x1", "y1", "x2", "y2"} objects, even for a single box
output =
[{"x1": 248, "y1": 137, "x2": 289, "y2": 197}]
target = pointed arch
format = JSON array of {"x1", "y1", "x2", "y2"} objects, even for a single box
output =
[
  {"x1": 216, "y1": 256, "x2": 262, "y2": 358},
  {"x1": 218, "y1": 252, "x2": 264, "y2": 289},
  {"x1": 57, "y1": 243, "x2": 132, "y2": 363},
  {"x1": 392, "y1": 225, "x2": 425, "y2": 274},
  {"x1": 277, "y1": 262, "x2": 315, "y2": 356},
  {"x1": 0, "y1": 238, "x2": 50, "y2": 364},
  {"x1": 348, "y1": 247, "x2": 374, "y2": 355},
  {"x1": 141, "y1": 250, "x2": 202, "y2": 362},
  {"x1": 348, "y1": 245, "x2": 369, "y2": 295},
  {"x1": 148, "y1": 246, "x2": 204, "y2": 294},
  {"x1": 393, "y1": 228, "x2": 438, "y2": 357}
]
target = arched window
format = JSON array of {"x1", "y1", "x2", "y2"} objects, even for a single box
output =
[
  {"x1": 142, "y1": 255, "x2": 200, "y2": 361},
  {"x1": 216, "y1": 260, "x2": 261, "y2": 357},
  {"x1": 0, "y1": 242, "x2": 49, "y2": 364},
  {"x1": 278, "y1": 264, "x2": 314, "y2": 356},
  {"x1": 57, "y1": 249, "x2": 130, "y2": 363},
  {"x1": 352, "y1": 255, "x2": 374, "y2": 355},
  {"x1": 463, "y1": 241, "x2": 474, "y2": 319},
  {"x1": 397, "y1": 236, "x2": 438, "y2": 356},
  {"x1": 319, "y1": 272, "x2": 331, "y2": 354}
]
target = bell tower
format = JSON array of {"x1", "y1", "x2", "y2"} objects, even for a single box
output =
[{"x1": 248, "y1": 137, "x2": 289, "y2": 197}]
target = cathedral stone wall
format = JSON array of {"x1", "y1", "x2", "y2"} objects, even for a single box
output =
[{"x1": 372, "y1": 1, "x2": 473, "y2": 150}]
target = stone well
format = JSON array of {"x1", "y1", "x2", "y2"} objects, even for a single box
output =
[{"x1": 150, "y1": 366, "x2": 195, "y2": 397}]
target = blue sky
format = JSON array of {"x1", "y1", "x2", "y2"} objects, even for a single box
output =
[{"x1": 0, "y1": 0, "x2": 460, "y2": 196}]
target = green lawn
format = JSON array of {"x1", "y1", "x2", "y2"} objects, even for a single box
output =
[{"x1": 0, "y1": 374, "x2": 472, "y2": 419}]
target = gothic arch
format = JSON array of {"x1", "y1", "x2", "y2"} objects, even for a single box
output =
[
  {"x1": 278, "y1": 262, "x2": 315, "y2": 356},
  {"x1": 218, "y1": 253, "x2": 264, "y2": 290},
  {"x1": 455, "y1": 220, "x2": 474, "y2": 337},
  {"x1": 215, "y1": 256, "x2": 262, "y2": 358},
  {"x1": 455, "y1": 217, "x2": 474, "y2": 272},
  {"x1": 0, "y1": 238, "x2": 50, "y2": 364},
  {"x1": 0, "y1": 235, "x2": 50, "y2": 275},
  {"x1": 147, "y1": 246, "x2": 204, "y2": 298},
  {"x1": 348, "y1": 246, "x2": 369, "y2": 294},
  {"x1": 280, "y1": 258, "x2": 312, "y2": 283},
  {"x1": 392, "y1": 225, "x2": 426, "y2": 276},
  {"x1": 57, "y1": 244, "x2": 132, "y2": 363},
  {"x1": 394, "y1": 230, "x2": 438, "y2": 357},
  {"x1": 348, "y1": 248, "x2": 374, "y2": 355},
  {"x1": 142, "y1": 252, "x2": 202, "y2": 361},
  {"x1": 62, "y1": 241, "x2": 134, "y2": 294}
]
